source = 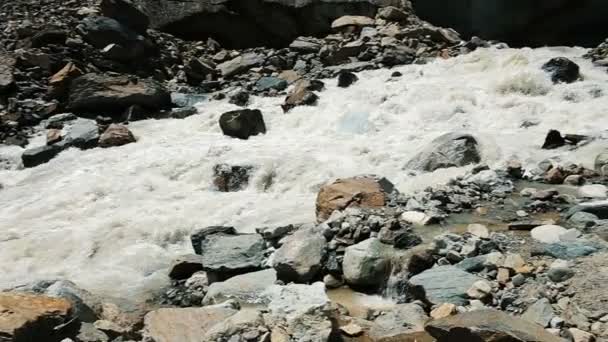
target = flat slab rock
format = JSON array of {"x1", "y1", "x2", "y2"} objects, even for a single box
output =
[
  {"x1": 409, "y1": 265, "x2": 483, "y2": 305},
  {"x1": 203, "y1": 269, "x2": 277, "y2": 305},
  {"x1": 200, "y1": 233, "x2": 265, "y2": 278},
  {"x1": 425, "y1": 309, "x2": 564, "y2": 342}
]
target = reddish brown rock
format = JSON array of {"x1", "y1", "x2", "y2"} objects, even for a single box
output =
[
  {"x1": 98, "y1": 124, "x2": 136, "y2": 148},
  {"x1": 47, "y1": 128, "x2": 63, "y2": 145},
  {"x1": 48, "y1": 62, "x2": 83, "y2": 99}
]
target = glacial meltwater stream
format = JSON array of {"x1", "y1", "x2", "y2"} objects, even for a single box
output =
[{"x1": 1, "y1": 47, "x2": 607, "y2": 300}]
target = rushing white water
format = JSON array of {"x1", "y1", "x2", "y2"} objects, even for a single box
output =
[{"x1": 1, "y1": 46, "x2": 607, "y2": 300}]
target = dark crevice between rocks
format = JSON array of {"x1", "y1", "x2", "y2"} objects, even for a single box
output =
[
  {"x1": 411, "y1": 0, "x2": 608, "y2": 48},
  {"x1": 160, "y1": 0, "x2": 378, "y2": 48}
]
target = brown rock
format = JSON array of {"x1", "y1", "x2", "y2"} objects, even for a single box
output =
[
  {"x1": 425, "y1": 309, "x2": 563, "y2": 342},
  {"x1": 49, "y1": 62, "x2": 83, "y2": 98},
  {"x1": 281, "y1": 79, "x2": 322, "y2": 112},
  {"x1": 47, "y1": 128, "x2": 63, "y2": 145},
  {"x1": 0, "y1": 53, "x2": 16, "y2": 93},
  {"x1": 569, "y1": 328, "x2": 595, "y2": 342},
  {"x1": 278, "y1": 70, "x2": 301, "y2": 84},
  {"x1": 545, "y1": 167, "x2": 566, "y2": 184},
  {"x1": 430, "y1": 303, "x2": 456, "y2": 320},
  {"x1": 142, "y1": 306, "x2": 237, "y2": 342},
  {"x1": 497, "y1": 268, "x2": 510, "y2": 285},
  {"x1": 98, "y1": 124, "x2": 136, "y2": 148},
  {"x1": 0, "y1": 292, "x2": 76, "y2": 342},
  {"x1": 315, "y1": 176, "x2": 395, "y2": 222}
]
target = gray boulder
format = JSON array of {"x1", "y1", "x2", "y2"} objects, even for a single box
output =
[
  {"x1": 521, "y1": 298, "x2": 554, "y2": 327},
  {"x1": 409, "y1": 265, "x2": 483, "y2": 305},
  {"x1": 190, "y1": 226, "x2": 236, "y2": 255},
  {"x1": 64, "y1": 119, "x2": 100, "y2": 149},
  {"x1": 272, "y1": 227, "x2": 327, "y2": 283},
  {"x1": 406, "y1": 133, "x2": 481, "y2": 172},
  {"x1": 595, "y1": 150, "x2": 608, "y2": 175},
  {"x1": 200, "y1": 233, "x2": 265, "y2": 279},
  {"x1": 203, "y1": 269, "x2": 276, "y2": 305},
  {"x1": 22, "y1": 144, "x2": 65, "y2": 168},
  {"x1": 219, "y1": 109, "x2": 266, "y2": 140},
  {"x1": 0, "y1": 53, "x2": 16, "y2": 93},
  {"x1": 68, "y1": 73, "x2": 170, "y2": 114},
  {"x1": 342, "y1": 238, "x2": 393, "y2": 289},
  {"x1": 566, "y1": 200, "x2": 608, "y2": 219}
]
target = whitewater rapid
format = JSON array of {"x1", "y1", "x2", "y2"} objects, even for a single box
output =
[{"x1": 1, "y1": 46, "x2": 607, "y2": 300}]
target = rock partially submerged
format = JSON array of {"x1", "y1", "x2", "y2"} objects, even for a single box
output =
[
  {"x1": 219, "y1": 109, "x2": 267, "y2": 140},
  {"x1": 406, "y1": 133, "x2": 481, "y2": 172},
  {"x1": 409, "y1": 265, "x2": 483, "y2": 305}
]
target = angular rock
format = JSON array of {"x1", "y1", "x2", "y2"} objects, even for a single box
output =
[
  {"x1": 256, "y1": 76, "x2": 287, "y2": 92},
  {"x1": 281, "y1": 79, "x2": 321, "y2": 112},
  {"x1": 41, "y1": 280, "x2": 102, "y2": 323},
  {"x1": 49, "y1": 63, "x2": 83, "y2": 99},
  {"x1": 69, "y1": 74, "x2": 170, "y2": 114},
  {"x1": 406, "y1": 133, "x2": 481, "y2": 172},
  {"x1": 200, "y1": 233, "x2": 265, "y2": 279},
  {"x1": 548, "y1": 259, "x2": 574, "y2": 283},
  {"x1": 578, "y1": 184, "x2": 608, "y2": 199},
  {"x1": 542, "y1": 130, "x2": 566, "y2": 149},
  {"x1": 218, "y1": 53, "x2": 263, "y2": 77},
  {"x1": 142, "y1": 306, "x2": 237, "y2": 342},
  {"x1": 522, "y1": 298, "x2": 554, "y2": 328},
  {"x1": 332, "y1": 15, "x2": 375, "y2": 30},
  {"x1": 467, "y1": 280, "x2": 492, "y2": 300},
  {"x1": 272, "y1": 227, "x2": 327, "y2": 283},
  {"x1": 219, "y1": 109, "x2": 266, "y2": 140},
  {"x1": 184, "y1": 58, "x2": 216, "y2": 82},
  {"x1": 377, "y1": 6, "x2": 409, "y2": 21},
  {"x1": 228, "y1": 90, "x2": 249, "y2": 107},
  {"x1": 64, "y1": 119, "x2": 99, "y2": 149},
  {"x1": 190, "y1": 226, "x2": 236, "y2": 255},
  {"x1": 203, "y1": 269, "x2": 276, "y2": 305},
  {"x1": 100, "y1": 0, "x2": 150, "y2": 34},
  {"x1": 342, "y1": 238, "x2": 393, "y2": 289},
  {"x1": 426, "y1": 309, "x2": 563, "y2": 342},
  {"x1": 47, "y1": 129, "x2": 63, "y2": 145},
  {"x1": 0, "y1": 292, "x2": 76, "y2": 342},
  {"x1": 409, "y1": 265, "x2": 483, "y2": 305},
  {"x1": 203, "y1": 308, "x2": 264, "y2": 341},
  {"x1": 542, "y1": 57, "x2": 580, "y2": 84},
  {"x1": 431, "y1": 303, "x2": 457, "y2": 320},
  {"x1": 531, "y1": 225, "x2": 568, "y2": 244},
  {"x1": 168, "y1": 254, "x2": 203, "y2": 280},
  {"x1": 316, "y1": 176, "x2": 395, "y2": 221},
  {"x1": 98, "y1": 124, "x2": 136, "y2": 148},
  {"x1": 212, "y1": 164, "x2": 253, "y2": 192},
  {"x1": 0, "y1": 54, "x2": 16, "y2": 93},
  {"x1": 22, "y1": 144, "x2": 64, "y2": 168},
  {"x1": 337, "y1": 71, "x2": 358, "y2": 88}
]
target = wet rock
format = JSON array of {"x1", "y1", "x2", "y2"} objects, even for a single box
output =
[
  {"x1": 219, "y1": 109, "x2": 266, "y2": 140},
  {"x1": 100, "y1": 0, "x2": 149, "y2": 34},
  {"x1": 22, "y1": 144, "x2": 64, "y2": 168},
  {"x1": 168, "y1": 254, "x2": 203, "y2": 280},
  {"x1": 212, "y1": 164, "x2": 253, "y2": 192},
  {"x1": 568, "y1": 212, "x2": 599, "y2": 227},
  {"x1": 0, "y1": 53, "x2": 16, "y2": 93},
  {"x1": 228, "y1": 90, "x2": 249, "y2": 107},
  {"x1": 171, "y1": 93, "x2": 206, "y2": 108},
  {"x1": 542, "y1": 129, "x2": 566, "y2": 149},
  {"x1": 466, "y1": 280, "x2": 492, "y2": 300},
  {"x1": 400, "y1": 211, "x2": 436, "y2": 226},
  {"x1": 169, "y1": 107, "x2": 198, "y2": 119},
  {"x1": 406, "y1": 133, "x2": 480, "y2": 172},
  {"x1": 337, "y1": 71, "x2": 358, "y2": 88},
  {"x1": 426, "y1": 309, "x2": 562, "y2": 342},
  {"x1": 69, "y1": 74, "x2": 170, "y2": 114},
  {"x1": 98, "y1": 124, "x2": 135, "y2": 148},
  {"x1": 272, "y1": 227, "x2": 327, "y2": 283},
  {"x1": 522, "y1": 298, "x2": 554, "y2": 328},
  {"x1": 431, "y1": 303, "x2": 457, "y2": 320},
  {"x1": 256, "y1": 224, "x2": 297, "y2": 242},
  {"x1": 203, "y1": 308, "x2": 264, "y2": 341},
  {"x1": 200, "y1": 233, "x2": 265, "y2": 280},
  {"x1": 0, "y1": 292, "x2": 76, "y2": 342},
  {"x1": 545, "y1": 167, "x2": 566, "y2": 184},
  {"x1": 40, "y1": 280, "x2": 102, "y2": 324},
  {"x1": 281, "y1": 79, "x2": 321, "y2": 112},
  {"x1": 569, "y1": 328, "x2": 595, "y2": 342},
  {"x1": 316, "y1": 176, "x2": 395, "y2": 221},
  {"x1": 190, "y1": 226, "x2": 236, "y2": 255},
  {"x1": 542, "y1": 57, "x2": 580, "y2": 84},
  {"x1": 578, "y1": 184, "x2": 608, "y2": 199},
  {"x1": 256, "y1": 76, "x2": 287, "y2": 92},
  {"x1": 342, "y1": 238, "x2": 393, "y2": 289},
  {"x1": 332, "y1": 15, "x2": 375, "y2": 30},
  {"x1": 218, "y1": 53, "x2": 263, "y2": 77},
  {"x1": 533, "y1": 240, "x2": 602, "y2": 260},
  {"x1": 547, "y1": 259, "x2": 574, "y2": 283},
  {"x1": 64, "y1": 119, "x2": 99, "y2": 149},
  {"x1": 409, "y1": 265, "x2": 483, "y2": 305},
  {"x1": 531, "y1": 225, "x2": 568, "y2": 244},
  {"x1": 566, "y1": 201, "x2": 608, "y2": 219},
  {"x1": 203, "y1": 269, "x2": 276, "y2": 305},
  {"x1": 142, "y1": 306, "x2": 237, "y2": 342}
]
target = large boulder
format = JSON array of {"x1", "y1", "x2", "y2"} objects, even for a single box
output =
[
  {"x1": 219, "y1": 109, "x2": 266, "y2": 140},
  {"x1": 100, "y1": 0, "x2": 150, "y2": 34},
  {"x1": 142, "y1": 306, "x2": 237, "y2": 342},
  {"x1": 409, "y1": 265, "x2": 483, "y2": 305},
  {"x1": 199, "y1": 233, "x2": 265, "y2": 279},
  {"x1": 542, "y1": 57, "x2": 580, "y2": 84},
  {"x1": 64, "y1": 119, "x2": 100, "y2": 149},
  {"x1": 190, "y1": 226, "x2": 237, "y2": 255},
  {"x1": 406, "y1": 133, "x2": 481, "y2": 171},
  {"x1": 203, "y1": 269, "x2": 277, "y2": 305},
  {"x1": 135, "y1": 0, "x2": 399, "y2": 48},
  {"x1": 68, "y1": 73, "x2": 171, "y2": 114},
  {"x1": 0, "y1": 292, "x2": 77, "y2": 342},
  {"x1": 342, "y1": 238, "x2": 393, "y2": 289},
  {"x1": 272, "y1": 227, "x2": 327, "y2": 283},
  {"x1": 0, "y1": 53, "x2": 16, "y2": 93},
  {"x1": 425, "y1": 309, "x2": 563, "y2": 342},
  {"x1": 316, "y1": 176, "x2": 395, "y2": 221}
]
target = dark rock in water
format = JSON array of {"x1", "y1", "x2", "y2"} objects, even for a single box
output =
[
  {"x1": 171, "y1": 93, "x2": 206, "y2": 108},
  {"x1": 219, "y1": 109, "x2": 266, "y2": 140},
  {"x1": 170, "y1": 107, "x2": 198, "y2": 119},
  {"x1": 64, "y1": 119, "x2": 100, "y2": 149},
  {"x1": 69, "y1": 74, "x2": 171, "y2": 114},
  {"x1": 409, "y1": 265, "x2": 482, "y2": 305},
  {"x1": 337, "y1": 71, "x2": 358, "y2": 88},
  {"x1": 0, "y1": 53, "x2": 16, "y2": 93},
  {"x1": 272, "y1": 227, "x2": 327, "y2": 283},
  {"x1": 256, "y1": 224, "x2": 297, "y2": 242},
  {"x1": 407, "y1": 249, "x2": 435, "y2": 275},
  {"x1": 79, "y1": 16, "x2": 146, "y2": 53},
  {"x1": 228, "y1": 90, "x2": 249, "y2": 107},
  {"x1": 190, "y1": 226, "x2": 237, "y2": 255},
  {"x1": 426, "y1": 309, "x2": 563, "y2": 342},
  {"x1": 391, "y1": 71, "x2": 403, "y2": 77},
  {"x1": 542, "y1": 129, "x2": 566, "y2": 149},
  {"x1": 30, "y1": 30, "x2": 67, "y2": 48},
  {"x1": 98, "y1": 124, "x2": 136, "y2": 148},
  {"x1": 380, "y1": 46, "x2": 415, "y2": 66},
  {"x1": 542, "y1": 57, "x2": 580, "y2": 84},
  {"x1": 532, "y1": 240, "x2": 602, "y2": 260},
  {"x1": 213, "y1": 164, "x2": 253, "y2": 192},
  {"x1": 184, "y1": 58, "x2": 216, "y2": 83},
  {"x1": 256, "y1": 77, "x2": 288, "y2": 91},
  {"x1": 100, "y1": 0, "x2": 150, "y2": 34},
  {"x1": 199, "y1": 233, "x2": 265, "y2": 280},
  {"x1": 168, "y1": 254, "x2": 204, "y2": 280},
  {"x1": 406, "y1": 133, "x2": 481, "y2": 172},
  {"x1": 282, "y1": 79, "x2": 321, "y2": 112},
  {"x1": 22, "y1": 144, "x2": 64, "y2": 168}
]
